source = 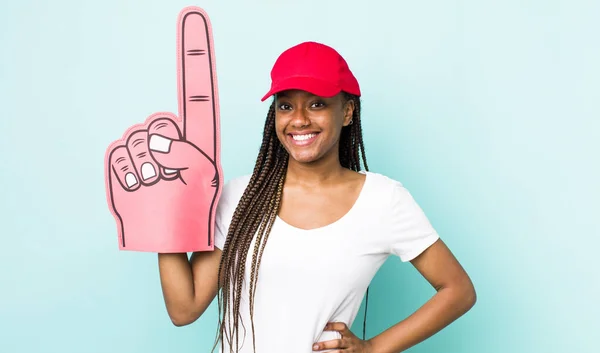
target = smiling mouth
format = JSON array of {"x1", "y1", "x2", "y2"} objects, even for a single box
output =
[
  {"x1": 291, "y1": 133, "x2": 317, "y2": 141},
  {"x1": 288, "y1": 132, "x2": 319, "y2": 146}
]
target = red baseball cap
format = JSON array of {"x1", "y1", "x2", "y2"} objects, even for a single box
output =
[{"x1": 261, "y1": 41, "x2": 361, "y2": 102}]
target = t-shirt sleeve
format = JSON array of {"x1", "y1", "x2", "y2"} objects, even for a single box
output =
[
  {"x1": 213, "y1": 193, "x2": 230, "y2": 250},
  {"x1": 386, "y1": 181, "x2": 440, "y2": 262},
  {"x1": 214, "y1": 175, "x2": 250, "y2": 250}
]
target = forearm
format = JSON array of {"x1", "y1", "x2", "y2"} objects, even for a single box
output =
[
  {"x1": 158, "y1": 253, "x2": 199, "y2": 325},
  {"x1": 367, "y1": 284, "x2": 476, "y2": 353},
  {"x1": 157, "y1": 249, "x2": 222, "y2": 326}
]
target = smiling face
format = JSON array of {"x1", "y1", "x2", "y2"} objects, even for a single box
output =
[{"x1": 274, "y1": 90, "x2": 355, "y2": 166}]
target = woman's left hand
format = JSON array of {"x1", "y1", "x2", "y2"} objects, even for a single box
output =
[{"x1": 312, "y1": 322, "x2": 373, "y2": 353}]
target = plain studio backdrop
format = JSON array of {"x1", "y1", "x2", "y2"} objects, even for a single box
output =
[{"x1": 1, "y1": 0, "x2": 598, "y2": 352}]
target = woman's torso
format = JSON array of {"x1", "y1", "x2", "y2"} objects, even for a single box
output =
[{"x1": 217, "y1": 172, "x2": 397, "y2": 353}]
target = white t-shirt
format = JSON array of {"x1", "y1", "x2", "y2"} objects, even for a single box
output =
[{"x1": 213, "y1": 171, "x2": 440, "y2": 353}]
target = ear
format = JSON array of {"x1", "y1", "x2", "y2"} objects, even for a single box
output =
[{"x1": 342, "y1": 99, "x2": 355, "y2": 127}]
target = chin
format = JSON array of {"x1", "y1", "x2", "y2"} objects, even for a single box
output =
[
  {"x1": 288, "y1": 150, "x2": 322, "y2": 164},
  {"x1": 279, "y1": 133, "x2": 335, "y2": 164}
]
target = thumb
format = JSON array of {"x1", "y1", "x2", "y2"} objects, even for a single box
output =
[{"x1": 148, "y1": 133, "x2": 212, "y2": 171}]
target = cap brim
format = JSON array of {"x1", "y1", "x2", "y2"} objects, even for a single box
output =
[{"x1": 260, "y1": 76, "x2": 341, "y2": 102}]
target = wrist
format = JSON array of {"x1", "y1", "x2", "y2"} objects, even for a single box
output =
[{"x1": 364, "y1": 338, "x2": 375, "y2": 353}]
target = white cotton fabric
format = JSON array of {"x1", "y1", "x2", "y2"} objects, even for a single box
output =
[{"x1": 214, "y1": 171, "x2": 440, "y2": 353}]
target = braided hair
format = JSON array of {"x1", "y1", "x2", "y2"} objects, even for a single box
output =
[{"x1": 213, "y1": 92, "x2": 369, "y2": 353}]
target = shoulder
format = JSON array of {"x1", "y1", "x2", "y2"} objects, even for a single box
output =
[
  {"x1": 365, "y1": 172, "x2": 439, "y2": 260},
  {"x1": 363, "y1": 171, "x2": 405, "y2": 199},
  {"x1": 365, "y1": 171, "x2": 433, "y2": 225},
  {"x1": 218, "y1": 174, "x2": 252, "y2": 209},
  {"x1": 362, "y1": 171, "x2": 420, "y2": 213},
  {"x1": 223, "y1": 174, "x2": 252, "y2": 194}
]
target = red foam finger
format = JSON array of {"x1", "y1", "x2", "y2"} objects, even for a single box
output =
[
  {"x1": 104, "y1": 7, "x2": 223, "y2": 253},
  {"x1": 176, "y1": 7, "x2": 220, "y2": 162}
]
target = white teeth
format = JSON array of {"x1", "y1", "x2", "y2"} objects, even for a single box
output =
[{"x1": 292, "y1": 133, "x2": 316, "y2": 141}]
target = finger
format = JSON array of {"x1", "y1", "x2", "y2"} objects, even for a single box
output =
[
  {"x1": 126, "y1": 130, "x2": 160, "y2": 185},
  {"x1": 312, "y1": 338, "x2": 346, "y2": 351},
  {"x1": 148, "y1": 115, "x2": 183, "y2": 179},
  {"x1": 325, "y1": 322, "x2": 349, "y2": 334},
  {"x1": 149, "y1": 134, "x2": 212, "y2": 172},
  {"x1": 109, "y1": 145, "x2": 140, "y2": 191},
  {"x1": 177, "y1": 7, "x2": 219, "y2": 161}
]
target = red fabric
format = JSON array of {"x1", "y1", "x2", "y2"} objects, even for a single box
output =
[{"x1": 261, "y1": 41, "x2": 361, "y2": 101}]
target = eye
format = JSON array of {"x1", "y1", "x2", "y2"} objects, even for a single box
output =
[
  {"x1": 277, "y1": 103, "x2": 292, "y2": 111},
  {"x1": 311, "y1": 101, "x2": 326, "y2": 108}
]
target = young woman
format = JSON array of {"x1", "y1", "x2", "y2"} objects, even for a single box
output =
[{"x1": 157, "y1": 41, "x2": 476, "y2": 353}]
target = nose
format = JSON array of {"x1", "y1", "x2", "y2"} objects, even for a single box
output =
[{"x1": 290, "y1": 108, "x2": 310, "y2": 128}]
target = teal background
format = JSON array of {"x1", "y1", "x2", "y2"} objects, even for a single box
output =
[{"x1": 1, "y1": 0, "x2": 598, "y2": 352}]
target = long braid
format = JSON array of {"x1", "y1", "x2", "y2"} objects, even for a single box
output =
[
  {"x1": 340, "y1": 92, "x2": 368, "y2": 172},
  {"x1": 214, "y1": 93, "x2": 368, "y2": 353}
]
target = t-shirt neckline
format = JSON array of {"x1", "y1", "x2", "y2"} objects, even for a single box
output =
[{"x1": 275, "y1": 171, "x2": 371, "y2": 233}]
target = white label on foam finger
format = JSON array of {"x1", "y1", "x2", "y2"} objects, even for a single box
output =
[{"x1": 149, "y1": 134, "x2": 172, "y2": 153}]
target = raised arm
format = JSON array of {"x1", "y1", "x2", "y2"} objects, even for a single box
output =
[
  {"x1": 158, "y1": 250, "x2": 223, "y2": 326},
  {"x1": 157, "y1": 7, "x2": 225, "y2": 327}
]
